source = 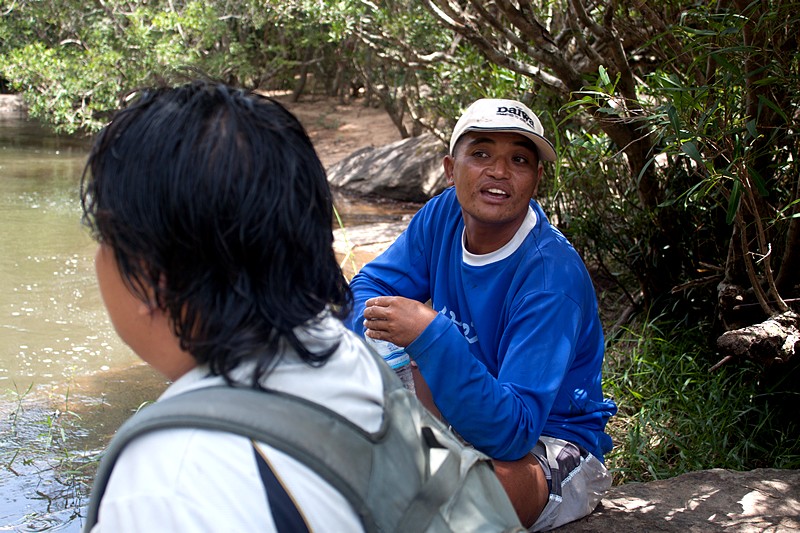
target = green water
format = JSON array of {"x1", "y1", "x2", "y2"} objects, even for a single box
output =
[
  {"x1": 0, "y1": 120, "x2": 144, "y2": 394},
  {"x1": 0, "y1": 117, "x2": 159, "y2": 532}
]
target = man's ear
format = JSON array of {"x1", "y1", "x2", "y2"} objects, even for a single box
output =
[
  {"x1": 134, "y1": 273, "x2": 166, "y2": 317},
  {"x1": 137, "y1": 300, "x2": 152, "y2": 317},
  {"x1": 443, "y1": 155, "x2": 455, "y2": 186}
]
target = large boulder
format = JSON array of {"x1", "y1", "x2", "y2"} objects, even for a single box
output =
[
  {"x1": 557, "y1": 468, "x2": 800, "y2": 532},
  {"x1": 327, "y1": 133, "x2": 447, "y2": 203},
  {"x1": 0, "y1": 94, "x2": 26, "y2": 117}
]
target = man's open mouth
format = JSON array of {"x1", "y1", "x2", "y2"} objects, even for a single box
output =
[{"x1": 485, "y1": 188, "x2": 509, "y2": 198}]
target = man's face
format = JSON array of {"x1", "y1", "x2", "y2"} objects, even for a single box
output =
[
  {"x1": 444, "y1": 131, "x2": 543, "y2": 252},
  {"x1": 95, "y1": 244, "x2": 146, "y2": 353},
  {"x1": 94, "y1": 244, "x2": 194, "y2": 380}
]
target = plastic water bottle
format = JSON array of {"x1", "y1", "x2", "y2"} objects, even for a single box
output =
[{"x1": 365, "y1": 337, "x2": 416, "y2": 393}]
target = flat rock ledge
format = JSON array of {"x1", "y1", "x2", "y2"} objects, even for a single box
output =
[
  {"x1": 334, "y1": 221, "x2": 409, "y2": 255},
  {"x1": 557, "y1": 468, "x2": 800, "y2": 532},
  {"x1": 333, "y1": 221, "x2": 409, "y2": 278}
]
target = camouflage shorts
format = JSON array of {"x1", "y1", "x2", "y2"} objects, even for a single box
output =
[{"x1": 529, "y1": 436, "x2": 611, "y2": 532}]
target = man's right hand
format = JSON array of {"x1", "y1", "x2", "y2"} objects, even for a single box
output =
[{"x1": 362, "y1": 296, "x2": 438, "y2": 348}]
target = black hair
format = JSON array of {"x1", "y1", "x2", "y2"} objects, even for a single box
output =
[{"x1": 81, "y1": 81, "x2": 351, "y2": 384}]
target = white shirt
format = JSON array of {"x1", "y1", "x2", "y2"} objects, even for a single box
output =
[{"x1": 92, "y1": 316, "x2": 383, "y2": 532}]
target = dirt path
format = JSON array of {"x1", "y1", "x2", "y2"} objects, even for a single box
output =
[{"x1": 275, "y1": 94, "x2": 403, "y2": 170}]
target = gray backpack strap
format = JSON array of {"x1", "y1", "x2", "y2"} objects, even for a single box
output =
[
  {"x1": 83, "y1": 357, "x2": 400, "y2": 533},
  {"x1": 83, "y1": 350, "x2": 524, "y2": 533}
]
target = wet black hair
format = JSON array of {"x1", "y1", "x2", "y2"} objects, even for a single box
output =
[{"x1": 81, "y1": 81, "x2": 351, "y2": 384}]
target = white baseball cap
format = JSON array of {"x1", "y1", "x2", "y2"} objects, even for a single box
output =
[{"x1": 449, "y1": 98, "x2": 557, "y2": 162}]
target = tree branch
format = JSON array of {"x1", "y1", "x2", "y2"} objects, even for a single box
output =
[{"x1": 735, "y1": 208, "x2": 774, "y2": 317}]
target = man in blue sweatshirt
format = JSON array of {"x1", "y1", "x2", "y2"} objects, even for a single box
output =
[{"x1": 347, "y1": 98, "x2": 617, "y2": 531}]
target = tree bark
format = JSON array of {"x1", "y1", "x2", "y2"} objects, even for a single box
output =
[{"x1": 715, "y1": 311, "x2": 799, "y2": 368}]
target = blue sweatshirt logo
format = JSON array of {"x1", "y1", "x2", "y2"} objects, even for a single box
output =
[{"x1": 440, "y1": 305, "x2": 479, "y2": 344}]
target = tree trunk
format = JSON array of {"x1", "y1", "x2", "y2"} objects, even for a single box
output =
[{"x1": 291, "y1": 48, "x2": 313, "y2": 103}]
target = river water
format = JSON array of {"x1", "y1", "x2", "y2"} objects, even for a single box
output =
[{"x1": 0, "y1": 116, "x2": 416, "y2": 531}]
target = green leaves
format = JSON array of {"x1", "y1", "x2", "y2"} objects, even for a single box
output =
[
  {"x1": 680, "y1": 141, "x2": 704, "y2": 168},
  {"x1": 0, "y1": 0, "x2": 350, "y2": 132},
  {"x1": 727, "y1": 176, "x2": 742, "y2": 225}
]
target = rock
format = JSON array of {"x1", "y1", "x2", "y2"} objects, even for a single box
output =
[
  {"x1": 333, "y1": 221, "x2": 410, "y2": 253},
  {"x1": 0, "y1": 94, "x2": 26, "y2": 117},
  {"x1": 557, "y1": 468, "x2": 800, "y2": 532},
  {"x1": 333, "y1": 220, "x2": 410, "y2": 278},
  {"x1": 327, "y1": 133, "x2": 447, "y2": 202}
]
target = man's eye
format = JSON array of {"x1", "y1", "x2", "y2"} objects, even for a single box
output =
[{"x1": 513, "y1": 155, "x2": 530, "y2": 164}]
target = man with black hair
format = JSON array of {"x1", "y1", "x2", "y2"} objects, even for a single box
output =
[
  {"x1": 348, "y1": 98, "x2": 617, "y2": 531},
  {"x1": 81, "y1": 81, "x2": 387, "y2": 531}
]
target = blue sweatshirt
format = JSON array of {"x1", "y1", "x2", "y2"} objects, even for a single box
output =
[{"x1": 347, "y1": 187, "x2": 616, "y2": 462}]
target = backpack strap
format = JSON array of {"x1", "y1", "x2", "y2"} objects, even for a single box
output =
[
  {"x1": 83, "y1": 354, "x2": 400, "y2": 533},
  {"x1": 252, "y1": 442, "x2": 311, "y2": 533}
]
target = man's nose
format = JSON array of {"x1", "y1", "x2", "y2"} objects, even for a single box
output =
[{"x1": 487, "y1": 157, "x2": 510, "y2": 178}]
